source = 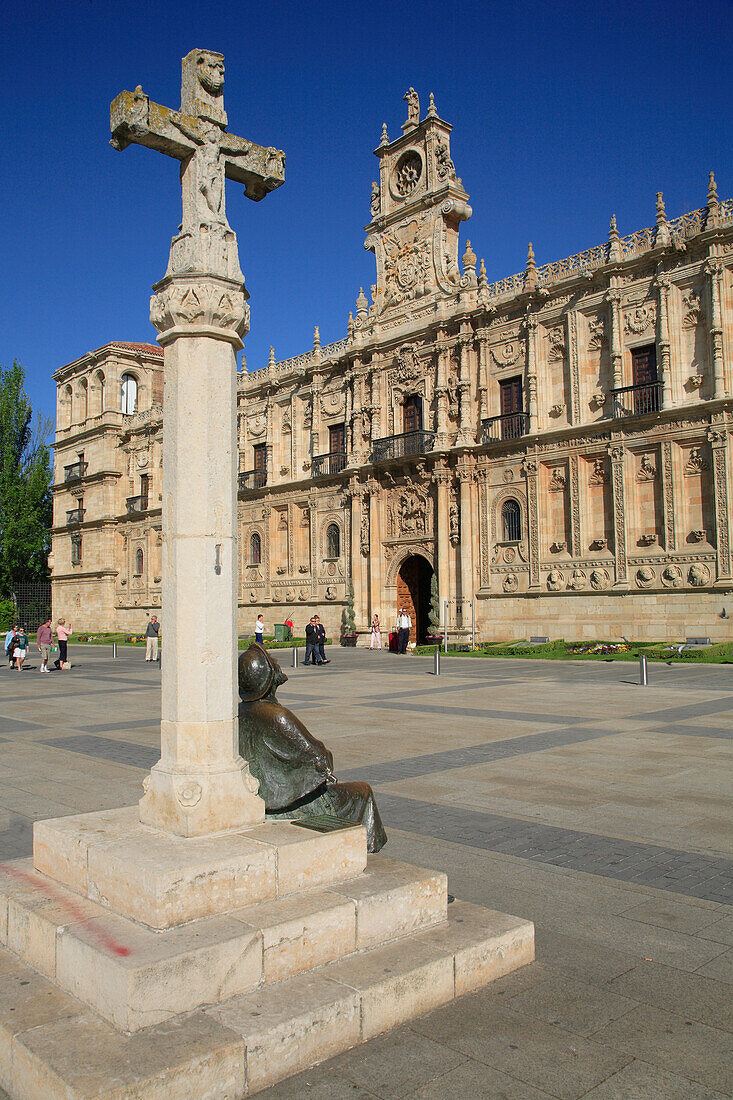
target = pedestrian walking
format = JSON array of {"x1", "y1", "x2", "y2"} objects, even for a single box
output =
[
  {"x1": 370, "y1": 614, "x2": 382, "y2": 650},
  {"x1": 36, "y1": 619, "x2": 54, "y2": 673},
  {"x1": 396, "y1": 607, "x2": 412, "y2": 653},
  {"x1": 145, "y1": 616, "x2": 160, "y2": 661},
  {"x1": 304, "y1": 616, "x2": 322, "y2": 666},
  {"x1": 314, "y1": 616, "x2": 330, "y2": 663},
  {"x1": 14, "y1": 626, "x2": 29, "y2": 671},
  {"x1": 55, "y1": 619, "x2": 73, "y2": 669},
  {"x1": 4, "y1": 625, "x2": 18, "y2": 667},
  {"x1": 254, "y1": 614, "x2": 265, "y2": 645}
]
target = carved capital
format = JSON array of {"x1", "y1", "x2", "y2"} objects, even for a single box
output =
[{"x1": 150, "y1": 275, "x2": 248, "y2": 344}]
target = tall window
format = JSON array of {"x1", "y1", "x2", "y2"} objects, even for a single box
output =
[
  {"x1": 135, "y1": 548, "x2": 144, "y2": 575},
  {"x1": 403, "y1": 394, "x2": 422, "y2": 433},
  {"x1": 326, "y1": 523, "x2": 340, "y2": 558},
  {"x1": 501, "y1": 499, "x2": 522, "y2": 542},
  {"x1": 253, "y1": 443, "x2": 267, "y2": 487},
  {"x1": 80, "y1": 379, "x2": 88, "y2": 421},
  {"x1": 70, "y1": 534, "x2": 82, "y2": 565},
  {"x1": 631, "y1": 345, "x2": 659, "y2": 414},
  {"x1": 498, "y1": 377, "x2": 524, "y2": 440},
  {"x1": 140, "y1": 474, "x2": 149, "y2": 509},
  {"x1": 329, "y1": 423, "x2": 345, "y2": 454},
  {"x1": 121, "y1": 373, "x2": 138, "y2": 415},
  {"x1": 97, "y1": 372, "x2": 106, "y2": 413},
  {"x1": 250, "y1": 532, "x2": 262, "y2": 565}
]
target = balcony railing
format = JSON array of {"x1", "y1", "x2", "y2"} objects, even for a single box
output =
[
  {"x1": 126, "y1": 494, "x2": 148, "y2": 514},
  {"x1": 312, "y1": 452, "x2": 347, "y2": 478},
  {"x1": 64, "y1": 461, "x2": 88, "y2": 482},
  {"x1": 65, "y1": 507, "x2": 85, "y2": 525},
  {"x1": 481, "y1": 412, "x2": 528, "y2": 443},
  {"x1": 238, "y1": 469, "x2": 267, "y2": 492},
  {"x1": 371, "y1": 430, "x2": 436, "y2": 463},
  {"x1": 612, "y1": 382, "x2": 662, "y2": 419}
]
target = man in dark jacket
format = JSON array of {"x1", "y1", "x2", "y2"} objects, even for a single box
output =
[
  {"x1": 304, "y1": 616, "x2": 322, "y2": 666},
  {"x1": 314, "y1": 616, "x2": 330, "y2": 663}
]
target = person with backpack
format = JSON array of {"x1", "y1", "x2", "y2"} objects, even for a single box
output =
[
  {"x1": 13, "y1": 626, "x2": 29, "y2": 671},
  {"x1": 4, "y1": 625, "x2": 18, "y2": 667}
]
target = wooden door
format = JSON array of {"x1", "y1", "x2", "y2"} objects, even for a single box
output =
[
  {"x1": 397, "y1": 559, "x2": 418, "y2": 636},
  {"x1": 329, "y1": 423, "x2": 345, "y2": 454},
  {"x1": 403, "y1": 395, "x2": 422, "y2": 434},
  {"x1": 499, "y1": 376, "x2": 523, "y2": 416}
]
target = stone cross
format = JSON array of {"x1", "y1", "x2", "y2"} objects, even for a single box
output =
[{"x1": 111, "y1": 51, "x2": 285, "y2": 836}]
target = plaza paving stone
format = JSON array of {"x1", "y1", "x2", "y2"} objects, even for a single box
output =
[{"x1": 0, "y1": 645, "x2": 731, "y2": 1098}]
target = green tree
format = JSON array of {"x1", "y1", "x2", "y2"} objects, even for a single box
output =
[
  {"x1": 0, "y1": 362, "x2": 53, "y2": 595},
  {"x1": 428, "y1": 572, "x2": 442, "y2": 635}
]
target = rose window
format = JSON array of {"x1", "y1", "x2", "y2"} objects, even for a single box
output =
[{"x1": 393, "y1": 152, "x2": 422, "y2": 197}]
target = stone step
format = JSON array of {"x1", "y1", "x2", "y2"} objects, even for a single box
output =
[
  {"x1": 1, "y1": 900, "x2": 534, "y2": 1099},
  {"x1": 1, "y1": 855, "x2": 447, "y2": 1032},
  {"x1": 33, "y1": 807, "x2": 368, "y2": 929}
]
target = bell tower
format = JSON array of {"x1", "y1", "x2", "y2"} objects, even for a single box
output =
[{"x1": 362, "y1": 90, "x2": 472, "y2": 323}]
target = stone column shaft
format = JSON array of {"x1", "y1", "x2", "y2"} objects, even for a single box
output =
[
  {"x1": 142, "y1": 276, "x2": 264, "y2": 836},
  {"x1": 709, "y1": 428, "x2": 732, "y2": 579},
  {"x1": 609, "y1": 444, "x2": 628, "y2": 587},
  {"x1": 656, "y1": 277, "x2": 672, "y2": 409},
  {"x1": 523, "y1": 459, "x2": 541, "y2": 589},
  {"x1": 525, "y1": 318, "x2": 538, "y2": 433},
  {"x1": 458, "y1": 471, "x2": 474, "y2": 606},
  {"x1": 607, "y1": 290, "x2": 623, "y2": 389},
  {"x1": 707, "y1": 262, "x2": 726, "y2": 399},
  {"x1": 435, "y1": 465, "x2": 452, "y2": 614}
]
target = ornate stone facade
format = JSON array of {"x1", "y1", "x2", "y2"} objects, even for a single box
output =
[{"x1": 52, "y1": 99, "x2": 733, "y2": 641}]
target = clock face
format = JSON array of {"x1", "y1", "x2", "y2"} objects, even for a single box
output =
[{"x1": 392, "y1": 151, "x2": 422, "y2": 198}]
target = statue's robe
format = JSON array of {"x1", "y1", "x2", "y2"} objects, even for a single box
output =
[{"x1": 239, "y1": 698, "x2": 387, "y2": 853}]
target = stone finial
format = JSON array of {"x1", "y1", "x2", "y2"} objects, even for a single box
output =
[
  {"x1": 706, "y1": 170, "x2": 720, "y2": 228},
  {"x1": 478, "y1": 257, "x2": 488, "y2": 289},
  {"x1": 313, "y1": 326, "x2": 321, "y2": 351},
  {"x1": 608, "y1": 214, "x2": 622, "y2": 263},
  {"x1": 524, "y1": 242, "x2": 537, "y2": 292},
  {"x1": 380, "y1": 123, "x2": 389, "y2": 146},
  {"x1": 356, "y1": 287, "x2": 368, "y2": 318},
  {"x1": 268, "y1": 346, "x2": 276, "y2": 370},
  {"x1": 462, "y1": 239, "x2": 477, "y2": 277},
  {"x1": 427, "y1": 92, "x2": 437, "y2": 118},
  {"x1": 347, "y1": 311, "x2": 355, "y2": 338},
  {"x1": 654, "y1": 191, "x2": 671, "y2": 247}
]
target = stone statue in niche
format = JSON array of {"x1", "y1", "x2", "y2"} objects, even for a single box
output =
[
  {"x1": 370, "y1": 181, "x2": 380, "y2": 216},
  {"x1": 238, "y1": 644, "x2": 387, "y2": 852}
]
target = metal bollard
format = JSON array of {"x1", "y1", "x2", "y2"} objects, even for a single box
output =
[
  {"x1": 434, "y1": 649, "x2": 440, "y2": 676},
  {"x1": 639, "y1": 653, "x2": 648, "y2": 686},
  {"x1": 292, "y1": 646, "x2": 298, "y2": 669},
  {"x1": 112, "y1": 642, "x2": 117, "y2": 659}
]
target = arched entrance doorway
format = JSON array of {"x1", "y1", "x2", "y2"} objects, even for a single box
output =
[{"x1": 397, "y1": 555, "x2": 434, "y2": 644}]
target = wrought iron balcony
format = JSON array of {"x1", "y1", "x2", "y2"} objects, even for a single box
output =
[
  {"x1": 371, "y1": 430, "x2": 436, "y2": 463},
  {"x1": 312, "y1": 451, "x2": 347, "y2": 478},
  {"x1": 612, "y1": 382, "x2": 662, "y2": 418},
  {"x1": 126, "y1": 494, "x2": 148, "y2": 514},
  {"x1": 238, "y1": 469, "x2": 267, "y2": 492},
  {"x1": 64, "y1": 460, "x2": 88, "y2": 482},
  {"x1": 65, "y1": 507, "x2": 85, "y2": 525},
  {"x1": 481, "y1": 412, "x2": 528, "y2": 443}
]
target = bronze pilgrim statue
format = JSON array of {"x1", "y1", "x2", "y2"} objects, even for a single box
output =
[{"x1": 238, "y1": 643, "x2": 387, "y2": 852}]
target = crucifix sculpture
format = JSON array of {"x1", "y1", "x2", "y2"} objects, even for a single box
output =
[
  {"x1": 110, "y1": 51, "x2": 285, "y2": 837},
  {"x1": 111, "y1": 49, "x2": 284, "y2": 279}
]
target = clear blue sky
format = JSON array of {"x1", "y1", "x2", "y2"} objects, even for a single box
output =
[{"x1": 2, "y1": 0, "x2": 731, "y2": 424}]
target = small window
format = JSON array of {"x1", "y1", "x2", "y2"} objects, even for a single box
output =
[
  {"x1": 326, "y1": 523, "x2": 340, "y2": 559},
  {"x1": 121, "y1": 373, "x2": 138, "y2": 415},
  {"x1": 501, "y1": 499, "x2": 522, "y2": 542},
  {"x1": 70, "y1": 534, "x2": 82, "y2": 565},
  {"x1": 135, "y1": 548, "x2": 144, "y2": 575},
  {"x1": 250, "y1": 532, "x2": 262, "y2": 565}
]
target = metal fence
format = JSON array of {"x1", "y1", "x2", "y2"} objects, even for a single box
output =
[{"x1": 9, "y1": 581, "x2": 52, "y2": 629}]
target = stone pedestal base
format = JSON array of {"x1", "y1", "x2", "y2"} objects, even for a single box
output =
[{"x1": 0, "y1": 807, "x2": 535, "y2": 1098}]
